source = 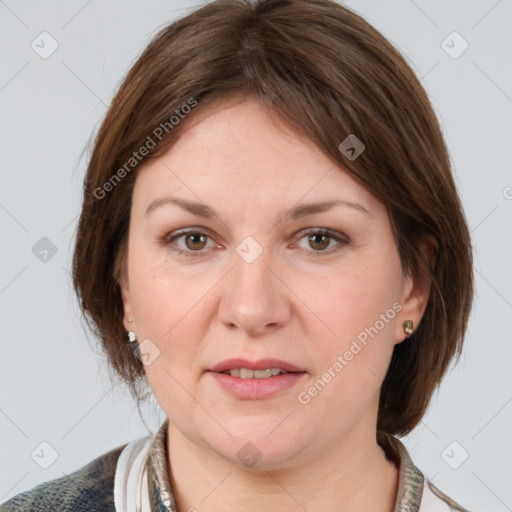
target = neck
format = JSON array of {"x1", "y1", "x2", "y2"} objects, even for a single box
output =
[{"x1": 166, "y1": 422, "x2": 399, "y2": 512}]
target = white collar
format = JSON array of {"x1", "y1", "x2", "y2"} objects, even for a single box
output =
[{"x1": 114, "y1": 435, "x2": 152, "y2": 512}]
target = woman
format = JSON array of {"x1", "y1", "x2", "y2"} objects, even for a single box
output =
[{"x1": 1, "y1": 0, "x2": 473, "y2": 510}]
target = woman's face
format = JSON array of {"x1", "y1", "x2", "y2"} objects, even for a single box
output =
[{"x1": 120, "y1": 98, "x2": 427, "y2": 468}]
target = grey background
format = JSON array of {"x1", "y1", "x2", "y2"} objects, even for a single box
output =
[{"x1": 1, "y1": 1, "x2": 511, "y2": 510}]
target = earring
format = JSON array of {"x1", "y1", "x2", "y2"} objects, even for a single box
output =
[
  {"x1": 128, "y1": 318, "x2": 133, "y2": 323},
  {"x1": 128, "y1": 331, "x2": 137, "y2": 342},
  {"x1": 403, "y1": 320, "x2": 414, "y2": 336}
]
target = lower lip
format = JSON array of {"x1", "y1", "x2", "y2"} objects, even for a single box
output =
[{"x1": 207, "y1": 371, "x2": 307, "y2": 400}]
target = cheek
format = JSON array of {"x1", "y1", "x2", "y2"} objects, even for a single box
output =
[
  {"x1": 302, "y1": 277, "x2": 399, "y2": 424},
  {"x1": 128, "y1": 254, "x2": 198, "y2": 338},
  {"x1": 307, "y1": 260, "x2": 401, "y2": 346},
  {"x1": 128, "y1": 257, "x2": 210, "y2": 375},
  {"x1": 136, "y1": 280, "x2": 204, "y2": 416},
  {"x1": 299, "y1": 251, "x2": 402, "y2": 405}
]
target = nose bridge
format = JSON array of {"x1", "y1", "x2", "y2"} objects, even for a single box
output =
[
  {"x1": 234, "y1": 241, "x2": 273, "y2": 295},
  {"x1": 218, "y1": 236, "x2": 289, "y2": 332}
]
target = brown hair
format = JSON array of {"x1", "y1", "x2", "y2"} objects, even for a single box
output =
[{"x1": 72, "y1": 0, "x2": 473, "y2": 436}]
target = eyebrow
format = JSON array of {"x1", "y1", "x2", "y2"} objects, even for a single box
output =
[{"x1": 144, "y1": 196, "x2": 372, "y2": 221}]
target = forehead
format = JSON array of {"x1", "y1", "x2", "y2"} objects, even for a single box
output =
[{"x1": 132, "y1": 98, "x2": 378, "y2": 214}]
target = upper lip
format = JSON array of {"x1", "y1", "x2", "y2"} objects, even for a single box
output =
[{"x1": 208, "y1": 358, "x2": 305, "y2": 373}]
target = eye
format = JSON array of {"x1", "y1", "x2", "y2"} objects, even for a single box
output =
[
  {"x1": 295, "y1": 229, "x2": 349, "y2": 255},
  {"x1": 163, "y1": 229, "x2": 216, "y2": 257},
  {"x1": 162, "y1": 228, "x2": 349, "y2": 258}
]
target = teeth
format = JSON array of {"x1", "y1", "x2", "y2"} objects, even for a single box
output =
[
  {"x1": 240, "y1": 368, "x2": 255, "y2": 379},
  {"x1": 254, "y1": 369, "x2": 272, "y2": 378},
  {"x1": 221, "y1": 368, "x2": 289, "y2": 379}
]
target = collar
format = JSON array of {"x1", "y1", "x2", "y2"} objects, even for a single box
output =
[
  {"x1": 144, "y1": 419, "x2": 427, "y2": 512},
  {"x1": 376, "y1": 430, "x2": 425, "y2": 511}
]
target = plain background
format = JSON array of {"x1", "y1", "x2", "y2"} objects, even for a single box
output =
[{"x1": 1, "y1": 1, "x2": 511, "y2": 510}]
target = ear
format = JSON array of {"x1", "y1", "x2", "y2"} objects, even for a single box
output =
[
  {"x1": 118, "y1": 269, "x2": 136, "y2": 333},
  {"x1": 395, "y1": 236, "x2": 438, "y2": 344},
  {"x1": 114, "y1": 239, "x2": 136, "y2": 333}
]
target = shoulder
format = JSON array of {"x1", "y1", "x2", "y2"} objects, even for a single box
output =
[{"x1": 0, "y1": 443, "x2": 127, "y2": 512}]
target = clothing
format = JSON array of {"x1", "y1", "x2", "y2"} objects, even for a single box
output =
[{"x1": 0, "y1": 418, "x2": 470, "y2": 511}]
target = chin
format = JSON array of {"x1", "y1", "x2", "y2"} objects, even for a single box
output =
[{"x1": 202, "y1": 417, "x2": 312, "y2": 470}]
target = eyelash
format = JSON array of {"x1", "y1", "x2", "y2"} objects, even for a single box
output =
[{"x1": 161, "y1": 228, "x2": 349, "y2": 258}]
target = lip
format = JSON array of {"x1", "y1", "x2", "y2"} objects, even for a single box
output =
[
  {"x1": 206, "y1": 358, "x2": 307, "y2": 400},
  {"x1": 207, "y1": 358, "x2": 305, "y2": 373},
  {"x1": 207, "y1": 371, "x2": 307, "y2": 400}
]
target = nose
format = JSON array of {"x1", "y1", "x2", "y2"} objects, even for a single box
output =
[{"x1": 217, "y1": 243, "x2": 291, "y2": 336}]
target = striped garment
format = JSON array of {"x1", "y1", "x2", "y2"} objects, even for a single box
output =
[{"x1": 1, "y1": 419, "x2": 470, "y2": 511}]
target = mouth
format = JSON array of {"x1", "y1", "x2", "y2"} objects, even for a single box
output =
[
  {"x1": 207, "y1": 358, "x2": 306, "y2": 377},
  {"x1": 206, "y1": 358, "x2": 308, "y2": 400},
  {"x1": 218, "y1": 368, "x2": 295, "y2": 379},
  {"x1": 206, "y1": 358, "x2": 307, "y2": 400}
]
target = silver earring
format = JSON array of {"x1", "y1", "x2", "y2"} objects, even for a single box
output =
[
  {"x1": 128, "y1": 318, "x2": 133, "y2": 323},
  {"x1": 128, "y1": 331, "x2": 137, "y2": 342}
]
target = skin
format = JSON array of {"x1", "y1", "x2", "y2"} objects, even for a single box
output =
[{"x1": 119, "y1": 97, "x2": 431, "y2": 512}]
